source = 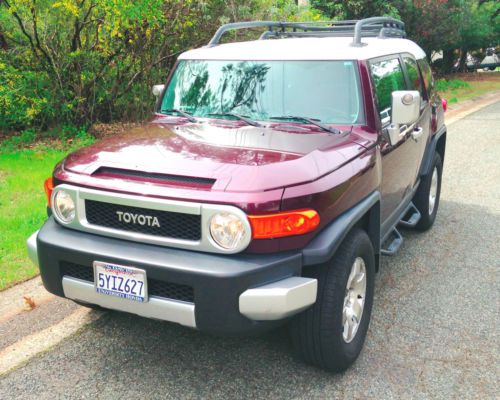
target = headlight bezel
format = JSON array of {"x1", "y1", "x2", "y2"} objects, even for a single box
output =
[{"x1": 52, "y1": 189, "x2": 76, "y2": 224}]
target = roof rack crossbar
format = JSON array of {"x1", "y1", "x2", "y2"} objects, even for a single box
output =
[
  {"x1": 207, "y1": 18, "x2": 406, "y2": 47},
  {"x1": 259, "y1": 30, "x2": 398, "y2": 40},
  {"x1": 352, "y1": 17, "x2": 405, "y2": 46}
]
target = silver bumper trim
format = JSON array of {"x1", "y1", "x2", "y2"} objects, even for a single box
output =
[
  {"x1": 62, "y1": 277, "x2": 196, "y2": 328},
  {"x1": 27, "y1": 230, "x2": 39, "y2": 267},
  {"x1": 239, "y1": 277, "x2": 317, "y2": 320}
]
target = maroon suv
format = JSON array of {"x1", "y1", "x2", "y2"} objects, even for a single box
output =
[{"x1": 27, "y1": 18, "x2": 446, "y2": 372}]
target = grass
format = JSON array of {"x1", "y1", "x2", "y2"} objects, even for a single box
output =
[
  {"x1": 436, "y1": 72, "x2": 500, "y2": 104},
  {"x1": 0, "y1": 138, "x2": 93, "y2": 290}
]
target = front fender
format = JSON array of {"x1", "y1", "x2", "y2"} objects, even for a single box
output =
[{"x1": 302, "y1": 191, "x2": 380, "y2": 266}]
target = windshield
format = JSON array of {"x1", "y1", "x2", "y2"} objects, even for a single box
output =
[{"x1": 160, "y1": 60, "x2": 364, "y2": 125}]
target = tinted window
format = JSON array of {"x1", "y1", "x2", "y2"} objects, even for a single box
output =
[
  {"x1": 161, "y1": 60, "x2": 364, "y2": 125},
  {"x1": 417, "y1": 58, "x2": 434, "y2": 95},
  {"x1": 369, "y1": 58, "x2": 406, "y2": 125}
]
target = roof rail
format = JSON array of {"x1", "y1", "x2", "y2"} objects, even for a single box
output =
[{"x1": 207, "y1": 18, "x2": 406, "y2": 47}]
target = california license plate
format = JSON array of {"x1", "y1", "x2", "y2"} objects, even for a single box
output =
[{"x1": 93, "y1": 261, "x2": 147, "y2": 302}]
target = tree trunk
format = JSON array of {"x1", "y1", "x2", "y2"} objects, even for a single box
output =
[
  {"x1": 441, "y1": 48, "x2": 455, "y2": 74},
  {"x1": 458, "y1": 48, "x2": 468, "y2": 72},
  {"x1": 0, "y1": 31, "x2": 8, "y2": 50}
]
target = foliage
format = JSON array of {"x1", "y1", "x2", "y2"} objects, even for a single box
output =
[
  {"x1": 0, "y1": 124, "x2": 94, "y2": 152},
  {"x1": 0, "y1": 0, "x2": 498, "y2": 135},
  {"x1": 311, "y1": 0, "x2": 499, "y2": 72},
  {"x1": 435, "y1": 79, "x2": 471, "y2": 92},
  {"x1": 0, "y1": 62, "x2": 55, "y2": 130},
  {"x1": 0, "y1": 0, "x2": 317, "y2": 133},
  {"x1": 399, "y1": 0, "x2": 499, "y2": 72},
  {"x1": 310, "y1": 0, "x2": 399, "y2": 20}
]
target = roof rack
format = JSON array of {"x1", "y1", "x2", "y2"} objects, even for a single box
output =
[{"x1": 207, "y1": 17, "x2": 406, "y2": 48}]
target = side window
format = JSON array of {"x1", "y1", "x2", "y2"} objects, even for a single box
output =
[
  {"x1": 369, "y1": 58, "x2": 406, "y2": 125},
  {"x1": 403, "y1": 56, "x2": 425, "y2": 100},
  {"x1": 417, "y1": 58, "x2": 434, "y2": 96}
]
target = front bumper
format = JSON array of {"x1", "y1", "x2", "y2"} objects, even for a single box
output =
[{"x1": 28, "y1": 218, "x2": 316, "y2": 335}]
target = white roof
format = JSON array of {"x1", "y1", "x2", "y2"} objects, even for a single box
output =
[{"x1": 179, "y1": 36, "x2": 426, "y2": 62}]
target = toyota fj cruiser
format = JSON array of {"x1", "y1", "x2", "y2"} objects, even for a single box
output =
[{"x1": 27, "y1": 17, "x2": 446, "y2": 372}]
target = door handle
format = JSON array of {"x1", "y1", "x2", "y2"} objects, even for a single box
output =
[{"x1": 412, "y1": 127, "x2": 424, "y2": 141}]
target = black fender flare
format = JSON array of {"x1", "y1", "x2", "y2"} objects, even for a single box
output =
[
  {"x1": 419, "y1": 125, "x2": 446, "y2": 177},
  {"x1": 302, "y1": 191, "x2": 380, "y2": 267}
]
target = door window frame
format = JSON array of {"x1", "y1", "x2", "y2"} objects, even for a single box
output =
[
  {"x1": 368, "y1": 53, "x2": 407, "y2": 128},
  {"x1": 400, "y1": 53, "x2": 428, "y2": 109}
]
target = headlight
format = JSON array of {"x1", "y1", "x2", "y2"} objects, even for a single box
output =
[
  {"x1": 53, "y1": 190, "x2": 75, "y2": 223},
  {"x1": 209, "y1": 212, "x2": 247, "y2": 250}
]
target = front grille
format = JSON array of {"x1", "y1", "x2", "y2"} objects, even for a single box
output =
[
  {"x1": 60, "y1": 262, "x2": 194, "y2": 303},
  {"x1": 61, "y1": 261, "x2": 94, "y2": 281},
  {"x1": 148, "y1": 279, "x2": 194, "y2": 303},
  {"x1": 85, "y1": 200, "x2": 201, "y2": 241}
]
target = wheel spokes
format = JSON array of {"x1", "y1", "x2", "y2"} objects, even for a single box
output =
[{"x1": 342, "y1": 257, "x2": 367, "y2": 343}]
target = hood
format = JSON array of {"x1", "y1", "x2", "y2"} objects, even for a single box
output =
[{"x1": 62, "y1": 118, "x2": 372, "y2": 192}]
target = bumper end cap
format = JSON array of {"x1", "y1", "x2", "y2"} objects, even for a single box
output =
[
  {"x1": 239, "y1": 277, "x2": 317, "y2": 321},
  {"x1": 27, "y1": 230, "x2": 39, "y2": 267}
]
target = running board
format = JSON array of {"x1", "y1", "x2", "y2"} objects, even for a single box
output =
[
  {"x1": 381, "y1": 228, "x2": 403, "y2": 256},
  {"x1": 398, "y1": 202, "x2": 421, "y2": 228}
]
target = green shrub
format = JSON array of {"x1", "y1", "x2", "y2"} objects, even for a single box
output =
[
  {"x1": 0, "y1": 0, "x2": 319, "y2": 136},
  {"x1": 435, "y1": 79, "x2": 471, "y2": 92},
  {"x1": 0, "y1": 62, "x2": 56, "y2": 131},
  {"x1": 0, "y1": 125, "x2": 94, "y2": 152}
]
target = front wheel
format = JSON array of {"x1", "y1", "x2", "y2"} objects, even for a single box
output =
[
  {"x1": 413, "y1": 152, "x2": 443, "y2": 231},
  {"x1": 290, "y1": 229, "x2": 375, "y2": 372}
]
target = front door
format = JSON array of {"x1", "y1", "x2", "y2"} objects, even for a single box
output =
[
  {"x1": 401, "y1": 54, "x2": 431, "y2": 184},
  {"x1": 369, "y1": 55, "x2": 426, "y2": 228}
]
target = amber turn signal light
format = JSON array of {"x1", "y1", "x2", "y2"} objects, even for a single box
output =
[
  {"x1": 248, "y1": 209, "x2": 320, "y2": 239},
  {"x1": 44, "y1": 177, "x2": 54, "y2": 207}
]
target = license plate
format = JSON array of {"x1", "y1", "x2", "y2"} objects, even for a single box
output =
[{"x1": 93, "y1": 261, "x2": 147, "y2": 302}]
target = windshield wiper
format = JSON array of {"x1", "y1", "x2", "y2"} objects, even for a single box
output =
[
  {"x1": 208, "y1": 112, "x2": 263, "y2": 127},
  {"x1": 270, "y1": 116, "x2": 342, "y2": 134},
  {"x1": 161, "y1": 109, "x2": 198, "y2": 123}
]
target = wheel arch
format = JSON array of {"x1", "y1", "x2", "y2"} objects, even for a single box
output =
[
  {"x1": 302, "y1": 192, "x2": 381, "y2": 272},
  {"x1": 435, "y1": 131, "x2": 446, "y2": 166},
  {"x1": 420, "y1": 126, "x2": 446, "y2": 177}
]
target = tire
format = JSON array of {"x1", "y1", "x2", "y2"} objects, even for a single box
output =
[
  {"x1": 413, "y1": 152, "x2": 443, "y2": 231},
  {"x1": 290, "y1": 229, "x2": 375, "y2": 372}
]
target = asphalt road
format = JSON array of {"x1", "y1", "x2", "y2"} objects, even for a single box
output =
[{"x1": 1, "y1": 102, "x2": 499, "y2": 399}]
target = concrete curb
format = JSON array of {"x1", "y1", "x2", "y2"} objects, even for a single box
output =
[
  {"x1": 0, "y1": 307, "x2": 104, "y2": 376},
  {"x1": 445, "y1": 90, "x2": 500, "y2": 125},
  {"x1": 0, "y1": 277, "x2": 53, "y2": 324}
]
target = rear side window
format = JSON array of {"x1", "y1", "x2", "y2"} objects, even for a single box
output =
[
  {"x1": 417, "y1": 58, "x2": 434, "y2": 95},
  {"x1": 403, "y1": 56, "x2": 425, "y2": 100},
  {"x1": 369, "y1": 58, "x2": 406, "y2": 125}
]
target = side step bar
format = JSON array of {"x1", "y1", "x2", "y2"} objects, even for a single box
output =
[
  {"x1": 398, "y1": 203, "x2": 421, "y2": 228},
  {"x1": 381, "y1": 228, "x2": 403, "y2": 256},
  {"x1": 381, "y1": 202, "x2": 421, "y2": 256}
]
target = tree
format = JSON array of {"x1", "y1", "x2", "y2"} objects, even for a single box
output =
[
  {"x1": 0, "y1": 0, "x2": 321, "y2": 132},
  {"x1": 310, "y1": 0, "x2": 399, "y2": 20}
]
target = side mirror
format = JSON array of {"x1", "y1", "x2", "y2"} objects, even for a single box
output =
[
  {"x1": 391, "y1": 90, "x2": 420, "y2": 124},
  {"x1": 152, "y1": 84, "x2": 165, "y2": 98},
  {"x1": 387, "y1": 91, "x2": 420, "y2": 146}
]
